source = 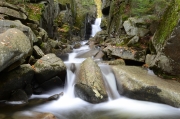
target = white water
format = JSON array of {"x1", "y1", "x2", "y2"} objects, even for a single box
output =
[{"x1": 27, "y1": 19, "x2": 180, "y2": 119}]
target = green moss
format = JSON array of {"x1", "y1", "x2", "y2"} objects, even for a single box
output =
[
  {"x1": 81, "y1": 0, "x2": 95, "y2": 6},
  {"x1": 153, "y1": 0, "x2": 180, "y2": 44},
  {"x1": 26, "y1": 3, "x2": 44, "y2": 21}
]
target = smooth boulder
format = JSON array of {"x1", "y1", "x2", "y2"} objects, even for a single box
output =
[
  {"x1": 112, "y1": 65, "x2": 180, "y2": 107},
  {"x1": 74, "y1": 57, "x2": 108, "y2": 103},
  {"x1": 0, "y1": 28, "x2": 32, "y2": 72}
]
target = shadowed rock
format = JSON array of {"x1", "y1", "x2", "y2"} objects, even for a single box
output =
[{"x1": 74, "y1": 57, "x2": 108, "y2": 103}]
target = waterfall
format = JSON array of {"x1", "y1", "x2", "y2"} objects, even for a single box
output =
[{"x1": 91, "y1": 18, "x2": 102, "y2": 37}]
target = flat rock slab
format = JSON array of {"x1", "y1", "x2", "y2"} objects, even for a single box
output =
[
  {"x1": 112, "y1": 65, "x2": 180, "y2": 107},
  {"x1": 74, "y1": 57, "x2": 108, "y2": 103},
  {"x1": 103, "y1": 45, "x2": 146, "y2": 62}
]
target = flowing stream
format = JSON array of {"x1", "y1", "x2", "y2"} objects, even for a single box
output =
[{"x1": 2, "y1": 18, "x2": 180, "y2": 119}]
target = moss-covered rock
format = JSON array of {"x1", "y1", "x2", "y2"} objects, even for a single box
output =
[{"x1": 150, "y1": 0, "x2": 180, "y2": 77}]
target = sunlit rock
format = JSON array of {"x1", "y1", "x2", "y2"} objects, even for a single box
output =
[
  {"x1": 112, "y1": 65, "x2": 180, "y2": 107},
  {"x1": 74, "y1": 57, "x2": 108, "y2": 103}
]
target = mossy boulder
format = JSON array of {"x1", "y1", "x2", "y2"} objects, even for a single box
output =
[
  {"x1": 74, "y1": 57, "x2": 108, "y2": 103},
  {"x1": 150, "y1": 0, "x2": 180, "y2": 77}
]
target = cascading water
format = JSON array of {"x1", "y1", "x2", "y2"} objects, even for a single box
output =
[{"x1": 5, "y1": 19, "x2": 180, "y2": 119}]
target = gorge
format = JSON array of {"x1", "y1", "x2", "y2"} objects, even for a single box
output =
[{"x1": 0, "y1": 0, "x2": 180, "y2": 119}]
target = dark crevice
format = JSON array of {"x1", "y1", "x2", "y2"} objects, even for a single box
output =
[{"x1": 124, "y1": 59, "x2": 144, "y2": 66}]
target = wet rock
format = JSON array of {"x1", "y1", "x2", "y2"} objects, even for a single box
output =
[
  {"x1": 33, "y1": 45, "x2": 45, "y2": 59},
  {"x1": 12, "y1": 111, "x2": 57, "y2": 119},
  {"x1": 76, "y1": 49, "x2": 99, "y2": 58},
  {"x1": 74, "y1": 57, "x2": 108, "y2": 103},
  {"x1": 103, "y1": 45, "x2": 146, "y2": 62},
  {"x1": 112, "y1": 65, "x2": 180, "y2": 107},
  {"x1": 70, "y1": 63, "x2": 76, "y2": 73},
  {"x1": 103, "y1": 59, "x2": 125, "y2": 65},
  {"x1": 34, "y1": 53, "x2": 66, "y2": 84},
  {"x1": 0, "y1": 28, "x2": 32, "y2": 72},
  {"x1": 40, "y1": 76, "x2": 63, "y2": 90},
  {"x1": 48, "y1": 92, "x2": 64, "y2": 101},
  {"x1": 73, "y1": 43, "x2": 81, "y2": 49},
  {"x1": 9, "y1": 89, "x2": 28, "y2": 103},
  {"x1": 0, "y1": 64, "x2": 34, "y2": 100}
]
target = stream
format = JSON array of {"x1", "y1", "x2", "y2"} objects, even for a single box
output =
[{"x1": 1, "y1": 18, "x2": 180, "y2": 119}]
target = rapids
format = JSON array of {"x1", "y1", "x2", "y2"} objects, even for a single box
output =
[{"x1": 1, "y1": 18, "x2": 180, "y2": 119}]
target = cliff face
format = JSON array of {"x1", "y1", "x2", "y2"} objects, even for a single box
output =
[{"x1": 149, "y1": 0, "x2": 180, "y2": 77}]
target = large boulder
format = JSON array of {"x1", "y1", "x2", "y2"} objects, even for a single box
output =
[
  {"x1": 74, "y1": 57, "x2": 108, "y2": 103},
  {"x1": 33, "y1": 53, "x2": 66, "y2": 84},
  {"x1": 0, "y1": 64, "x2": 34, "y2": 100},
  {"x1": 103, "y1": 45, "x2": 146, "y2": 62},
  {"x1": 0, "y1": 28, "x2": 32, "y2": 72},
  {"x1": 0, "y1": 20, "x2": 38, "y2": 44},
  {"x1": 149, "y1": 0, "x2": 180, "y2": 77},
  {"x1": 112, "y1": 65, "x2": 180, "y2": 107}
]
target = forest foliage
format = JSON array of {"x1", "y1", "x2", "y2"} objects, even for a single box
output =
[{"x1": 130, "y1": 0, "x2": 171, "y2": 17}]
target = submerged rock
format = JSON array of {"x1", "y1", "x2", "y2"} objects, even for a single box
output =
[
  {"x1": 74, "y1": 57, "x2": 108, "y2": 103},
  {"x1": 12, "y1": 111, "x2": 57, "y2": 119},
  {"x1": 112, "y1": 65, "x2": 180, "y2": 107}
]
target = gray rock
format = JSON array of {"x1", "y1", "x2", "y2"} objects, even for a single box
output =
[
  {"x1": 33, "y1": 45, "x2": 45, "y2": 59},
  {"x1": 123, "y1": 17, "x2": 150, "y2": 37},
  {"x1": 0, "y1": 28, "x2": 32, "y2": 72},
  {"x1": 0, "y1": 6, "x2": 27, "y2": 20},
  {"x1": 34, "y1": 53, "x2": 66, "y2": 84},
  {"x1": 103, "y1": 45, "x2": 146, "y2": 62},
  {"x1": 0, "y1": 20, "x2": 38, "y2": 44},
  {"x1": 76, "y1": 49, "x2": 99, "y2": 58},
  {"x1": 112, "y1": 65, "x2": 180, "y2": 107},
  {"x1": 0, "y1": 64, "x2": 34, "y2": 100},
  {"x1": 127, "y1": 35, "x2": 139, "y2": 46},
  {"x1": 74, "y1": 57, "x2": 108, "y2": 103}
]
